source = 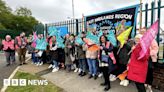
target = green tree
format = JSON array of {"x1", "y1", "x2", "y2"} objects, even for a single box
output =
[
  {"x1": 0, "y1": 0, "x2": 40, "y2": 38},
  {"x1": 15, "y1": 7, "x2": 32, "y2": 17}
]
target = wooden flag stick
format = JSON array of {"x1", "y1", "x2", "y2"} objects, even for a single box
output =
[
  {"x1": 117, "y1": 47, "x2": 121, "y2": 55},
  {"x1": 127, "y1": 49, "x2": 133, "y2": 55}
]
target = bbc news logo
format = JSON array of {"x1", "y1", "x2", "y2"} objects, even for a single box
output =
[{"x1": 3, "y1": 79, "x2": 48, "y2": 86}]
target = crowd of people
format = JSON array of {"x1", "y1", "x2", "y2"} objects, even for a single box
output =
[{"x1": 1, "y1": 27, "x2": 159, "y2": 92}]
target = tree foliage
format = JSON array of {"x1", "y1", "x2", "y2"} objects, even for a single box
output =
[
  {"x1": 0, "y1": 0, "x2": 41, "y2": 38},
  {"x1": 15, "y1": 7, "x2": 32, "y2": 17}
]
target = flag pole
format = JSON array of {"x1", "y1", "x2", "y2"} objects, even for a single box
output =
[
  {"x1": 82, "y1": 13, "x2": 84, "y2": 32},
  {"x1": 139, "y1": 0, "x2": 142, "y2": 32}
]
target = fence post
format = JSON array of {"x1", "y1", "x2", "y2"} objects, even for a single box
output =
[
  {"x1": 151, "y1": 1, "x2": 155, "y2": 25},
  {"x1": 76, "y1": 19, "x2": 79, "y2": 35},
  {"x1": 157, "y1": 0, "x2": 161, "y2": 46},
  {"x1": 145, "y1": 3, "x2": 148, "y2": 28}
]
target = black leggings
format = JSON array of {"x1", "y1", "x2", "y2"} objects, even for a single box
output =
[
  {"x1": 135, "y1": 82, "x2": 146, "y2": 92},
  {"x1": 145, "y1": 58, "x2": 154, "y2": 85},
  {"x1": 101, "y1": 67, "x2": 111, "y2": 86}
]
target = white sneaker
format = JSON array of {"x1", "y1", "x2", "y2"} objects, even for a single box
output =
[
  {"x1": 52, "y1": 68, "x2": 59, "y2": 72},
  {"x1": 39, "y1": 62, "x2": 43, "y2": 66},
  {"x1": 120, "y1": 80, "x2": 124, "y2": 85},
  {"x1": 36, "y1": 62, "x2": 40, "y2": 66},
  {"x1": 52, "y1": 65, "x2": 56, "y2": 69},
  {"x1": 147, "y1": 85, "x2": 153, "y2": 92},
  {"x1": 98, "y1": 73, "x2": 103, "y2": 78},
  {"x1": 109, "y1": 74, "x2": 114, "y2": 79},
  {"x1": 31, "y1": 62, "x2": 34, "y2": 64},
  {"x1": 78, "y1": 68, "x2": 81, "y2": 73},
  {"x1": 48, "y1": 64, "x2": 53, "y2": 69},
  {"x1": 123, "y1": 80, "x2": 129, "y2": 86},
  {"x1": 110, "y1": 75, "x2": 117, "y2": 81},
  {"x1": 74, "y1": 68, "x2": 78, "y2": 73}
]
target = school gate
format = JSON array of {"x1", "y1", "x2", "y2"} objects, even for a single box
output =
[{"x1": 45, "y1": 1, "x2": 164, "y2": 91}]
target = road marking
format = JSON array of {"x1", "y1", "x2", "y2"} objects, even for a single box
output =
[{"x1": 0, "y1": 57, "x2": 31, "y2": 92}]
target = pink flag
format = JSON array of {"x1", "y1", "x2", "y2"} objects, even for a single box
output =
[
  {"x1": 138, "y1": 20, "x2": 159, "y2": 60},
  {"x1": 31, "y1": 32, "x2": 37, "y2": 48}
]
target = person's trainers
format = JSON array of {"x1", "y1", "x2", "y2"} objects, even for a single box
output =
[
  {"x1": 120, "y1": 80, "x2": 124, "y2": 86},
  {"x1": 94, "y1": 75, "x2": 98, "y2": 80},
  {"x1": 88, "y1": 75, "x2": 93, "y2": 79},
  {"x1": 123, "y1": 80, "x2": 129, "y2": 86},
  {"x1": 78, "y1": 72, "x2": 83, "y2": 76},
  {"x1": 39, "y1": 62, "x2": 43, "y2": 66},
  {"x1": 23, "y1": 63, "x2": 27, "y2": 65},
  {"x1": 100, "y1": 83, "x2": 107, "y2": 86},
  {"x1": 36, "y1": 62, "x2": 40, "y2": 66},
  {"x1": 78, "y1": 69, "x2": 81, "y2": 73},
  {"x1": 98, "y1": 73, "x2": 103, "y2": 78},
  {"x1": 110, "y1": 75, "x2": 117, "y2": 81},
  {"x1": 52, "y1": 68, "x2": 58, "y2": 72},
  {"x1": 48, "y1": 64, "x2": 53, "y2": 69},
  {"x1": 74, "y1": 68, "x2": 78, "y2": 73},
  {"x1": 81, "y1": 72, "x2": 86, "y2": 76},
  {"x1": 6, "y1": 64, "x2": 10, "y2": 66},
  {"x1": 104, "y1": 85, "x2": 111, "y2": 91}
]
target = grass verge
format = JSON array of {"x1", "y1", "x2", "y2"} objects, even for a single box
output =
[{"x1": 6, "y1": 71, "x2": 63, "y2": 92}]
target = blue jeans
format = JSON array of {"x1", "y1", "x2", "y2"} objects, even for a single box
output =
[
  {"x1": 53, "y1": 60, "x2": 58, "y2": 68},
  {"x1": 87, "y1": 58, "x2": 97, "y2": 76},
  {"x1": 32, "y1": 52, "x2": 38, "y2": 63},
  {"x1": 79, "y1": 59, "x2": 87, "y2": 72}
]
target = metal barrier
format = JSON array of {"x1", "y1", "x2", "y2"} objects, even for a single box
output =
[{"x1": 46, "y1": 0, "x2": 164, "y2": 62}]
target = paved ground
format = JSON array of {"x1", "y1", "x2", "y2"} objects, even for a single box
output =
[
  {"x1": 19, "y1": 61, "x2": 162, "y2": 92},
  {"x1": 0, "y1": 53, "x2": 31, "y2": 89},
  {"x1": 0, "y1": 53, "x2": 18, "y2": 89}
]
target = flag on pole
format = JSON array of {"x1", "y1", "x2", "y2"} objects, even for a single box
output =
[
  {"x1": 36, "y1": 38, "x2": 47, "y2": 50},
  {"x1": 82, "y1": 13, "x2": 85, "y2": 32},
  {"x1": 117, "y1": 27, "x2": 133, "y2": 48},
  {"x1": 138, "y1": 20, "x2": 159, "y2": 60},
  {"x1": 48, "y1": 26, "x2": 59, "y2": 36},
  {"x1": 107, "y1": 30, "x2": 117, "y2": 47},
  {"x1": 31, "y1": 32, "x2": 37, "y2": 48}
]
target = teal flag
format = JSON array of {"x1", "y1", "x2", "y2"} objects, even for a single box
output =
[
  {"x1": 107, "y1": 30, "x2": 117, "y2": 47},
  {"x1": 75, "y1": 37, "x2": 84, "y2": 45},
  {"x1": 86, "y1": 31, "x2": 99, "y2": 44},
  {"x1": 36, "y1": 38, "x2": 47, "y2": 50},
  {"x1": 48, "y1": 26, "x2": 59, "y2": 36},
  {"x1": 56, "y1": 36, "x2": 65, "y2": 48},
  {"x1": 75, "y1": 30, "x2": 84, "y2": 45},
  {"x1": 48, "y1": 26, "x2": 65, "y2": 48},
  {"x1": 98, "y1": 30, "x2": 103, "y2": 37}
]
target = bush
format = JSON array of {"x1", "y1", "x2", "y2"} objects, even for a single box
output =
[{"x1": 0, "y1": 29, "x2": 22, "y2": 39}]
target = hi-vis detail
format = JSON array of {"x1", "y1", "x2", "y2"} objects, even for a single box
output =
[{"x1": 3, "y1": 79, "x2": 48, "y2": 86}]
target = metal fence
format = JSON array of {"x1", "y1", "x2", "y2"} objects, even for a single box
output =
[{"x1": 46, "y1": 0, "x2": 164, "y2": 62}]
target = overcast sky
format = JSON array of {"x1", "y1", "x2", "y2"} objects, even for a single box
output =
[{"x1": 3, "y1": 0, "x2": 164, "y2": 26}]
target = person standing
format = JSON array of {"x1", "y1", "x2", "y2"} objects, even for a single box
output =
[
  {"x1": 64, "y1": 34, "x2": 75, "y2": 72},
  {"x1": 127, "y1": 34, "x2": 150, "y2": 92},
  {"x1": 75, "y1": 42, "x2": 86, "y2": 76},
  {"x1": 84, "y1": 40, "x2": 99, "y2": 79},
  {"x1": 48, "y1": 36, "x2": 59, "y2": 72},
  {"x1": 145, "y1": 39, "x2": 159, "y2": 92},
  {"x1": 2, "y1": 35, "x2": 16, "y2": 66},
  {"x1": 98, "y1": 35, "x2": 113, "y2": 91},
  {"x1": 15, "y1": 32, "x2": 28, "y2": 65}
]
